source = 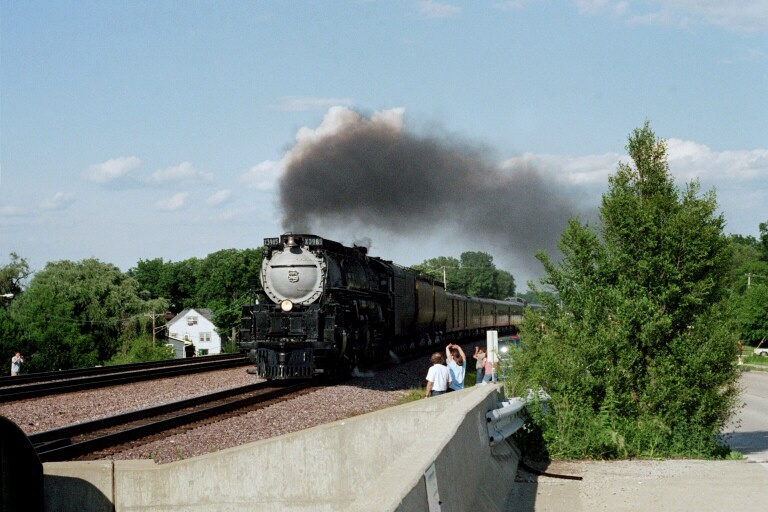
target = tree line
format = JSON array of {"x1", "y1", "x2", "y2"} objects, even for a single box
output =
[{"x1": 0, "y1": 249, "x2": 263, "y2": 373}]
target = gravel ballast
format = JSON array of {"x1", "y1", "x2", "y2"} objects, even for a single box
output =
[{"x1": 0, "y1": 354, "x2": 440, "y2": 464}]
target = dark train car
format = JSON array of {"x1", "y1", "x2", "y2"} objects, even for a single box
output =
[{"x1": 238, "y1": 234, "x2": 528, "y2": 380}]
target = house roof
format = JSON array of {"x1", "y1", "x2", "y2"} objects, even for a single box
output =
[{"x1": 167, "y1": 308, "x2": 215, "y2": 327}]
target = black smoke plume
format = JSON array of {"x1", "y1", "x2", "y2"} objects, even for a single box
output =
[{"x1": 278, "y1": 109, "x2": 595, "y2": 284}]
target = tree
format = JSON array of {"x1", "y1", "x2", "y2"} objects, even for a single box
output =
[
  {"x1": 760, "y1": 221, "x2": 768, "y2": 261},
  {"x1": 727, "y1": 234, "x2": 761, "y2": 289},
  {"x1": 414, "y1": 253, "x2": 516, "y2": 298},
  {"x1": 192, "y1": 248, "x2": 263, "y2": 343},
  {"x1": 516, "y1": 122, "x2": 739, "y2": 458},
  {"x1": 14, "y1": 259, "x2": 151, "y2": 371},
  {"x1": 736, "y1": 281, "x2": 768, "y2": 345},
  {"x1": 0, "y1": 254, "x2": 31, "y2": 371},
  {"x1": 128, "y1": 257, "x2": 199, "y2": 313},
  {"x1": 0, "y1": 253, "x2": 31, "y2": 296},
  {"x1": 412, "y1": 256, "x2": 461, "y2": 290}
]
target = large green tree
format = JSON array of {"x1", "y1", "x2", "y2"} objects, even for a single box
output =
[
  {"x1": 516, "y1": 122, "x2": 739, "y2": 458},
  {"x1": 13, "y1": 259, "x2": 154, "y2": 371},
  {"x1": 128, "y1": 257, "x2": 199, "y2": 313}
]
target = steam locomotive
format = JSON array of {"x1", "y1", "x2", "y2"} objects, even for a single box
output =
[{"x1": 238, "y1": 234, "x2": 525, "y2": 379}]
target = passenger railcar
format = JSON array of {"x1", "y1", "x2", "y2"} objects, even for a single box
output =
[{"x1": 238, "y1": 234, "x2": 526, "y2": 379}]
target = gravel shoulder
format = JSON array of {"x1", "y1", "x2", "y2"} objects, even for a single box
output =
[{"x1": 506, "y1": 459, "x2": 768, "y2": 512}]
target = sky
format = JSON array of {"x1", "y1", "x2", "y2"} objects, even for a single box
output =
[{"x1": 1, "y1": 1, "x2": 767, "y2": 291}]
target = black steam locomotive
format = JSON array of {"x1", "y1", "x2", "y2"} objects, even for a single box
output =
[{"x1": 238, "y1": 234, "x2": 525, "y2": 379}]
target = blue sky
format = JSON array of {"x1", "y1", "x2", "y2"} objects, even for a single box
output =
[{"x1": 2, "y1": 1, "x2": 767, "y2": 290}]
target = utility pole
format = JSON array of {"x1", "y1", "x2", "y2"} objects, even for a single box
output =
[{"x1": 144, "y1": 312, "x2": 165, "y2": 347}]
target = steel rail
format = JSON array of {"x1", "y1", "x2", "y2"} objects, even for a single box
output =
[
  {"x1": 31, "y1": 381, "x2": 317, "y2": 462},
  {"x1": 0, "y1": 353, "x2": 246, "y2": 387},
  {"x1": 0, "y1": 357, "x2": 250, "y2": 403}
]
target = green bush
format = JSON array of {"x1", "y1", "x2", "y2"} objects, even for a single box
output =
[{"x1": 512, "y1": 123, "x2": 740, "y2": 460}]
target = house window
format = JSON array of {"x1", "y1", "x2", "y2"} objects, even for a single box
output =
[
  {"x1": 199, "y1": 332, "x2": 211, "y2": 343},
  {"x1": 187, "y1": 316, "x2": 198, "y2": 326},
  {"x1": 198, "y1": 349, "x2": 209, "y2": 356}
]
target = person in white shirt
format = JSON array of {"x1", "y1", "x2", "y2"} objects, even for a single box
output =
[
  {"x1": 10, "y1": 352, "x2": 23, "y2": 376},
  {"x1": 425, "y1": 352, "x2": 451, "y2": 398}
]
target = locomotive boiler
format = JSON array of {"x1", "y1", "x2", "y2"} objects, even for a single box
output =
[{"x1": 238, "y1": 234, "x2": 525, "y2": 379}]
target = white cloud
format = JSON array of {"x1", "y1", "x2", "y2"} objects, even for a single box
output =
[
  {"x1": 419, "y1": 0, "x2": 461, "y2": 18},
  {"x1": 295, "y1": 106, "x2": 405, "y2": 146},
  {"x1": 148, "y1": 162, "x2": 213, "y2": 184},
  {"x1": 576, "y1": 0, "x2": 629, "y2": 16},
  {"x1": 0, "y1": 204, "x2": 24, "y2": 216},
  {"x1": 240, "y1": 160, "x2": 282, "y2": 191},
  {"x1": 495, "y1": 1, "x2": 539, "y2": 10},
  {"x1": 83, "y1": 156, "x2": 141, "y2": 183},
  {"x1": 569, "y1": 1, "x2": 768, "y2": 33},
  {"x1": 40, "y1": 192, "x2": 76, "y2": 211},
  {"x1": 666, "y1": 138, "x2": 768, "y2": 182},
  {"x1": 269, "y1": 96, "x2": 355, "y2": 112},
  {"x1": 502, "y1": 139, "x2": 768, "y2": 189},
  {"x1": 155, "y1": 192, "x2": 189, "y2": 211},
  {"x1": 215, "y1": 205, "x2": 259, "y2": 221},
  {"x1": 206, "y1": 189, "x2": 231, "y2": 206},
  {"x1": 501, "y1": 139, "x2": 768, "y2": 236}
]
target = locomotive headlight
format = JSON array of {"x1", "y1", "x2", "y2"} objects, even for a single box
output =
[
  {"x1": 280, "y1": 300, "x2": 294, "y2": 312},
  {"x1": 501, "y1": 345, "x2": 509, "y2": 354}
]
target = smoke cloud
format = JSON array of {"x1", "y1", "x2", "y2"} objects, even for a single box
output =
[{"x1": 279, "y1": 107, "x2": 596, "y2": 285}]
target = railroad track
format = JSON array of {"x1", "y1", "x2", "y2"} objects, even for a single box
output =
[
  {"x1": 24, "y1": 339, "x2": 478, "y2": 462},
  {"x1": 0, "y1": 354, "x2": 250, "y2": 403},
  {"x1": 29, "y1": 379, "x2": 327, "y2": 462}
]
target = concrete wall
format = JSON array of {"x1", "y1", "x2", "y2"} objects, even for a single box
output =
[{"x1": 43, "y1": 384, "x2": 519, "y2": 512}]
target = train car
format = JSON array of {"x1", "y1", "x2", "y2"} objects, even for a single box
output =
[{"x1": 238, "y1": 234, "x2": 526, "y2": 380}]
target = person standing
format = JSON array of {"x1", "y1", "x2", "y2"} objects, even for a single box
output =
[
  {"x1": 482, "y1": 348, "x2": 498, "y2": 383},
  {"x1": 425, "y1": 352, "x2": 451, "y2": 398},
  {"x1": 445, "y1": 343, "x2": 467, "y2": 391},
  {"x1": 473, "y1": 346, "x2": 485, "y2": 385},
  {"x1": 10, "y1": 352, "x2": 23, "y2": 376},
  {"x1": 738, "y1": 341, "x2": 744, "y2": 365},
  {"x1": 510, "y1": 325, "x2": 521, "y2": 349}
]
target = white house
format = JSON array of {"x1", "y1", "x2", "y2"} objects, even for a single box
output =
[{"x1": 166, "y1": 308, "x2": 222, "y2": 357}]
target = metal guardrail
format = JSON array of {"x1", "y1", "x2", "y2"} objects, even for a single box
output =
[
  {"x1": 485, "y1": 388, "x2": 551, "y2": 446},
  {"x1": 486, "y1": 398, "x2": 526, "y2": 446}
]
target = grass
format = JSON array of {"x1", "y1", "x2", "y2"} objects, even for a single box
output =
[
  {"x1": 395, "y1": 368, "x2": 486, "y2": 405},
  {"x1": 744, "y1": 354, "x2": 768, "y2": 365}
]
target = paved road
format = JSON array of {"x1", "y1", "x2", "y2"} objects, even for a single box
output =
[
  {"x1": 723, "y1": 369, "x2": 768, "y2": 462},
  {"x1": 505, "y1": 370, "x2": 768, "y2": 511}
]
